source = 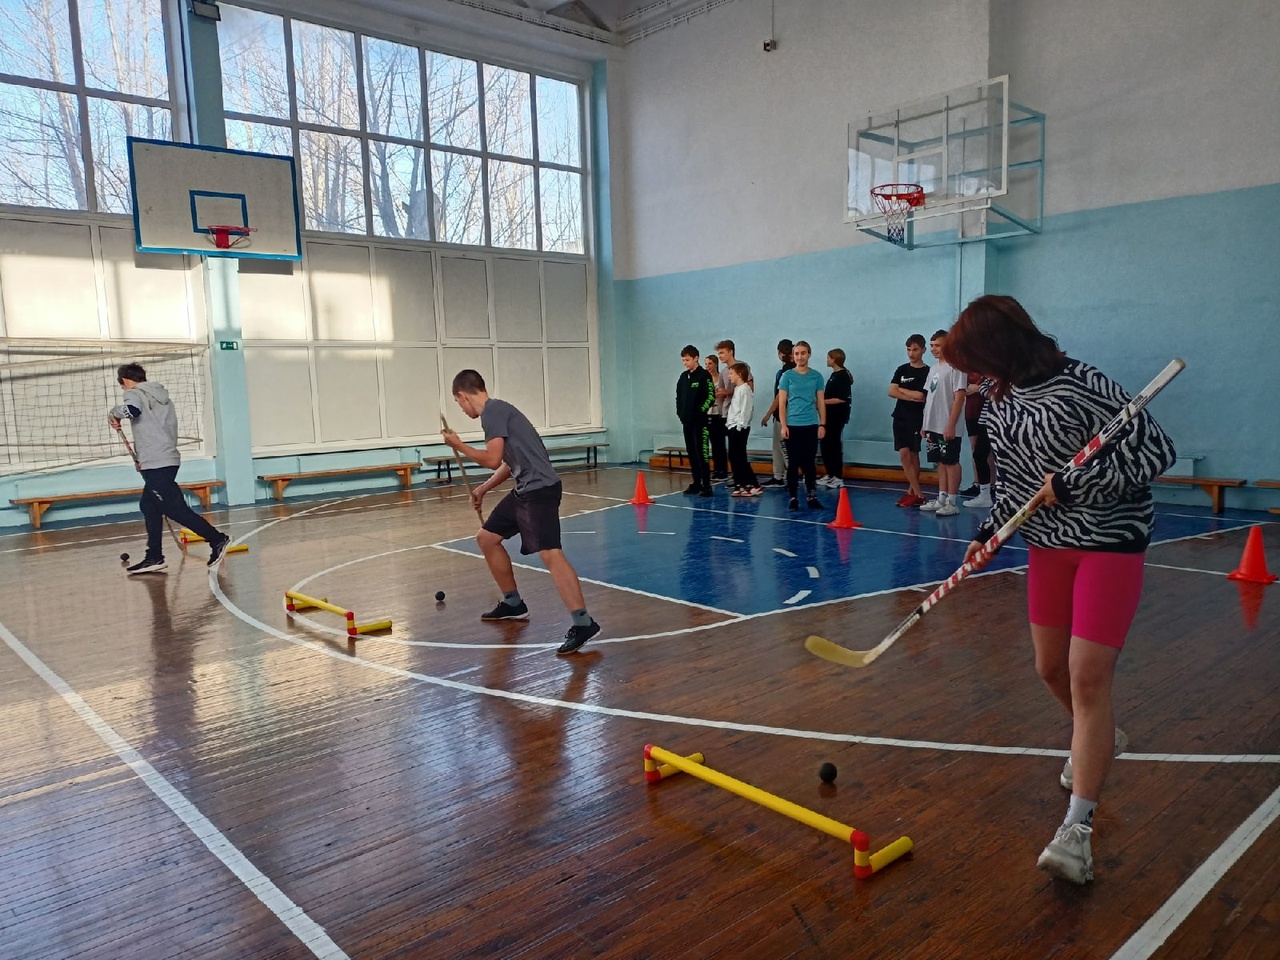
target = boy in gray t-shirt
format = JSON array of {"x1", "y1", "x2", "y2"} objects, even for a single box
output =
[{"x1": 442, "y1": 369, "x2": 600, "y2": 655}]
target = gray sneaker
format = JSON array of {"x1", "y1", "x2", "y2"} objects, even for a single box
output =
[
  {"x1": 1037, "y1": 823, "x2": 1093, "y2": 884},
  {"x1": 1060, "y1": 727, "x2": 1128, "y2": 790}
]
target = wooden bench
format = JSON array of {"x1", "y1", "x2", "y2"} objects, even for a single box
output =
[
  {"x1": 12, "y1": 480, "x2": 224, "y2": 529},
  {"x1": 258, "y1": 464, "x2": 417, "y2": 502},
  {"x1": 648, "y1": 450, "x2": 938, "y2": 484},
  {"x1": 547, "y1": 442, "x2": 607, "y2": 471},
  {"x1": 1254, "y1": 479, "x2": 1280, "y2": 515},
  {"x1": 1154, "y1": 475, "x2": 1246, "y2": 514},
  {"x1": 424, "y1": 443, "x2": 607, "y2": 485}
]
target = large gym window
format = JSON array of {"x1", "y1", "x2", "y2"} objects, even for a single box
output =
[
  {"x1": 218, "y1": 6, "x2": 587, "y2": 254},
  {"x1": 0, "y1": 0, "x2": 174, "y2": 213}
]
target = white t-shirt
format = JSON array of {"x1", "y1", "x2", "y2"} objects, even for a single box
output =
[
  {"x1": 725, "y1": 381, "x2": 755, "y2": 430},
  {"x1": 922, "y1": 360, "x2": 968, "y2": 434}
]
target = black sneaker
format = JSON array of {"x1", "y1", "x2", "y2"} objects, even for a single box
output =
[
  {"x1": 760, "y1": 477, "x2": 785, "y2": 487},
  {"x1": 127, "y1": 556, "x2": 167, "y2": 575},
  {"x1": 683, "y1": 483, "x2": 701, "y2": 495},
  {"x1": 481, "y1": 600, "x2": 530, "y2": 621},
  {"x1": 807, "y1": 495, "x2": 821, "y2": 509},
  {"x1": 788, "y1": 497, "x2": 798, "y2": 511},
  {"x1": 207, "y1": 535, "x2": 231, "y2": 567},
  {"x1": 557, "y1": 620, "x2": 601, "y2": 654},
  {"x1": 711, "y1": 473, "x2": 730, "y2": 482},
  {"x1": 960, "y1": 484, "x2": 979, "y2": 497},
  {"x1": 698, "y1": 487, "x2": 713, "y2": 498}
]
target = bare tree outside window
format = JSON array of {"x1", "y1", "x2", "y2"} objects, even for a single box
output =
[
  {"x1": 536, "y1": 76, "x2": 580, "y2": 167},
  {"x1": 0, "y1": 0, "x2": 74, "y2": 83},
  {"x1": 78, "y1": 0, "x2": 167, "y2": 99},
  {"x1": 88, "y1": 97, "x2": 171, "y2": 213},
  {"x1": 427, "y1": 52, "x2": 480, "y2": 152},
  {"x1": 431, "y1": 148, "x2": 482, "y2": 245},
  {"x1": 299, "y1": 128, "x2": 364, "y2": 233},
  {"x1": 292, "y1": 21, "x2": 358, "y2": 130},
  {"x1": 489, "y1": 159, "x2": 535, "y2": 249},
  {"x1": 0, "y1": 82, "x2": 85, "y2": 209},
  {"x1": 483, "y1": 64, "x2": 531, "y2": 160},
  {"x1": 218, "y1": 6, "x2": 289, "y2": 120},
  {"x1": 225, "y1": 119, "x2": 291, "y2": 156},
  {"x1": 0, "y1": 0, "x2": 172, "y2": 213},
  {"x1": 540, "y1": 168, "x2": 583, "y2": 254}
]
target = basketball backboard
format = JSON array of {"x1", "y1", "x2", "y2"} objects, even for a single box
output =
[
  {"x1": 847, "y1": 76, "x2": 1044, "y2": 249},
  {"x1": 127, "y1": 137, "x2": 302, "y2": 260}
]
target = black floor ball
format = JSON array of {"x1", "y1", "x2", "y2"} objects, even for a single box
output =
[
  {"x1": 819, "y1": 762, "x2": 837, "y2": 784},
  {"x1": 435, "y1": 591, "x2": 446, "y2": 602}
]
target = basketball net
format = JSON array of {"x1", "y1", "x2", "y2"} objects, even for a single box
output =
[{"x1": 870, "y1": 184, "x2": 926, "y2": 246}]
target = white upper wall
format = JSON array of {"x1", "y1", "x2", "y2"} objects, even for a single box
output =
[
  {"x1": 610, "y1": 0, "x2": 991, "y2": 279},
  {"x1": 990, "y1": 0, "x2": 1280, "y2": 217}
]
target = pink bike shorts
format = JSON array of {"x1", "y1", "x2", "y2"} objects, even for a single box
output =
[{"x1": 1026, "y1": 545, "x2": 1146, "y2": 649}]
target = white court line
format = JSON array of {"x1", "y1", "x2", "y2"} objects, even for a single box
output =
[
  {"x1": 430, "y1": 543, "x2": 743, "y2": 618},
  {"x1": 806, "y1": 566, "x2": 820, "y2": 579},
  {"x1": 0, "y1": 619, "x2": 348, "y2": 960},
  {"x1": 1108, "y1": 783, "x2": 1280, "y2": 960},
  {"x1": 1145, "y1": 562, "x2": 1228, "y2": 577},
  {"x1": 710, "y1": 535, "x2": 744, "y2": 543},
  {"x1": 637, "y1": 530, "x2": 675, "y2": 535},
  {"x1": 773, "y1": 548, "x2": 797, "y2": 558},
  {"x1": 784, "y1": 590, "x2": 812, "y2": 604},
  {"x1": 208, "y1": 562, "x2": 1280, "y2": 764}
]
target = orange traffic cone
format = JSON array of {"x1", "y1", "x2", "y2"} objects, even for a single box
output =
[
  {"x1": 827, "y1": 487, "x2": 862, "y2": 529},
  {"x1": 629, "y1": 471, "x2": 655, "y2": 505},
  {"x1": 1227, "y1": 526, "x2": 1277, "y2": 584}
]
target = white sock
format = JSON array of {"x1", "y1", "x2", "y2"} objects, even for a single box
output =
[
  {"x1": 1064, "y1": 795, "x2": 1097, "y2": 828},
  {"x1": 979, "y1": 484, "x2": 991, "y2": 496}
]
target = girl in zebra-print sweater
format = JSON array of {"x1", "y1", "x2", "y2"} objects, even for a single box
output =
[{"x1": 945, "y1": 295, "x2": 1176, "y2": 886}]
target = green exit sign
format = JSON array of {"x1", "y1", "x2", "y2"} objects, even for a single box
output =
[{"x1": 219, "y1": 340, "x2": 240, "y2": 350}]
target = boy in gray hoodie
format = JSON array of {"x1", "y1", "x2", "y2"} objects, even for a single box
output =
[{"x1": 108, "y1": 363, "x2": 228, "y2": 574}]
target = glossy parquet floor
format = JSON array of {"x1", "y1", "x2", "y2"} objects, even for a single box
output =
[{"x1": 2, "y1": 467, "x2": 1277, "y2": 959}]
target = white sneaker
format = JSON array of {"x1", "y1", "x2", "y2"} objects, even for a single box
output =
[
  {"x1": 963, "y1": 492, "x2": 993, "y2": 508},
  {"x1": 919, "y1": 498, "x2": 941, "y2": 512},
  {"x1": 1038, "y1": 823, "x2": 1093, "y2": 884},
  {"x1": 1060, "y1": 727, "x2": 1128, "y2": 790},
  {"x1": 935, "y1": 502, "x2": 960, "y2": 516}
]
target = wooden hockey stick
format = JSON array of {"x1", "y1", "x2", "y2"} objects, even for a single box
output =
[
  {"x1": 805, "y1": 358, "x2": 1186, "y2": 668},
  {"x1": 440, "y1": 412, "x2": 484, "y2": 522}
]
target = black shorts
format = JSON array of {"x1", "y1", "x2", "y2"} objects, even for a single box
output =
[
  {"x1": 965, "y1": 416, "x2": 987, "y2": 437},
  {"x1": 892, "y1": 420, "x2": 923, "y2": 453},
  {"x1": 924, "y1": 432, "x2": 962, "y2": 465},
  {"x1": 483, "y1": 482, "x2": 563, "y2": 554}
]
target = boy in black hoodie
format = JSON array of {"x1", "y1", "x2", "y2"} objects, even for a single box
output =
[{"x1": 675, "y1": 345, "x2": 714, "y2": 497}]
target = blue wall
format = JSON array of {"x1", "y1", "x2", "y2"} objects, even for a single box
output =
[{"x1": 611, "y1": 183, "x2": 1280, "y2": 510}]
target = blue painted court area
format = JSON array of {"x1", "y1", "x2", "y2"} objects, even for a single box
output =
[{"x1": 442, "y1": 483, "x2": 1261, "y2": 618}]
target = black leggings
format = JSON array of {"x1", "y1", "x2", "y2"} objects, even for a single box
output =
[
  {"x1": 141, "y1": 465, "x2": 222, "y2": 558},
  {"x1": 707, "y1": 414, "x2": 729, "y2": 476},
  {"x1": 727, "y1": 427, "x2": 756, "y2": 488},
  {"x1": 968, "y1": 420, "x2": 992, "y2": 485},
  {"x1": 819, "y1": 413, "x2": 848, "y2": 481},
  {"x1": 784, "y1": 424, "x2": 820, "y2": 496}
]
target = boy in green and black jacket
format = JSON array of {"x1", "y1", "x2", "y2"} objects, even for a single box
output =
[{"x1": 676, "y1": 344, "x2": 715, "y2": 497}]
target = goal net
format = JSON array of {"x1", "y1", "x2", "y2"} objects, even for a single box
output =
[{"x1": 0, "y1": 339, "x2": 209, "y2": 476}]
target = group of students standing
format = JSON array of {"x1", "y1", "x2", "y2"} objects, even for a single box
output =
[
  {"x1": 675, "y1": 338, "x2": 853, "y2": 510},
  {"x1": 889, "y1": 329, "x2": 996, "y2": 516}
]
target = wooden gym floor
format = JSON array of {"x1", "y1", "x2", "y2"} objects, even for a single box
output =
[{"x1": 1, "y1": 466, "x2": 1277, "y2": 959}]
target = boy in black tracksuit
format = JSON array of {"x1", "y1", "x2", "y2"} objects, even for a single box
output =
[{"x1": 676, "y1": 345, "x2": 715, "y2": 496}]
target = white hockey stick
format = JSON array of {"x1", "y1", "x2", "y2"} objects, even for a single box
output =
[{"x1": 805, "y1": 358, "x2": 1186, "y2": 668}]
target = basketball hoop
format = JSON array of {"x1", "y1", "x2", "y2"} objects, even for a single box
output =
[
  {"x1": 870, "y1": 184, "x2": 926, "y2": 246},
  {"x1": 204, "y1": 224, "x2": 256, "y2": 250}
]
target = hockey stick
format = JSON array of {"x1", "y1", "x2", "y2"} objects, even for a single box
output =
[
  {"x1": 805, "y1": 358, "x2": 1186, "y2": 668},
  {"x1": 440, "y1": 412, "x2": 484, "y2": 522},
  {"x1": 113, "y1": 422, "x2": 184, "y2": 550}
]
